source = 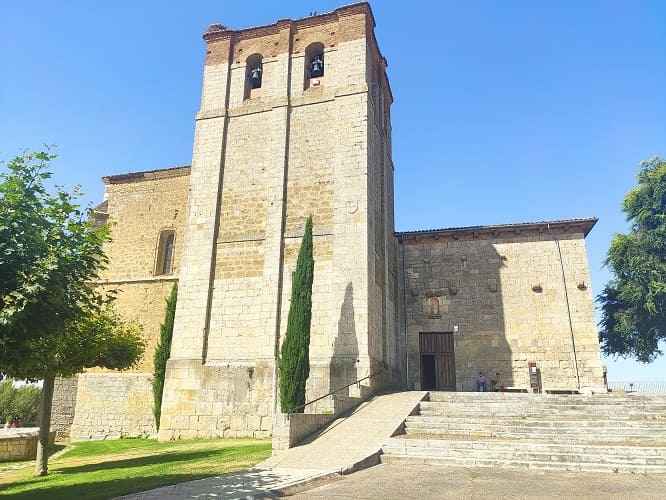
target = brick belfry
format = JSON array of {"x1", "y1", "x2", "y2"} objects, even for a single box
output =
[{"x1": 158, "y1": 3, "x2": 400, "y2": 439}]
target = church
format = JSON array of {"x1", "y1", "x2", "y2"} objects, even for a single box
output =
[{"x1": 52, "y1": 3, "x2": 605, "y2": 441}]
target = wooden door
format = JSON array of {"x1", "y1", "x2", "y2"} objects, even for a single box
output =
[{"x1": 420, "y1": 332, "x2": 456, "y2": 391}]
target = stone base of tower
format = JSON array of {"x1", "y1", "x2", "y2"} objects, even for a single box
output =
[
  {"x1": 157, "y1": 359, "x2": 274, "y2": 441},
  {"x1": 158, "y1": 356, "x2": 396, "y2": 441}
]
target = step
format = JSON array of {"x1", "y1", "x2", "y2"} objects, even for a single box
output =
[
  {"x1": 383, "y1": 437, "x2": 666, "y2": 458},
  {"x1": 423, "y1": 398, "x2": 666, "y2": 411},
  {"x1": 417, "y1": 403, "x2": 666, "y2": 419},
  {"x1": 421, "y1": 398, "x2": 666, "y2": 407},
  {"x1": 406, "y1": 415, "x2": 666, "y2": 428},
  {"x1": 417, "y1": 411, "x2": 665, "y2": 422},
  {"x1": 380, "y1": 454, "x2": 666, "y2": 474},
  {"x1": 381, "y1": 437, "x2": 666, "y2": 471},
  {"x1": 427, "y1": 391, "x2": 666, "y2": 401},
  {"x1": 390, "y1": 391, "x2": 666, "y2": 472},
  {"x1": 420, "y1": 397, "x2": 666, "y2": 408},
  {"x1": 405, "y1": 417, "x2": 666, "y2": 433},
  {"x1": 404, "y1": 423, "x2": 666, "y2": 436},
  {"x1": 418, "y1": 403, "x2": 666, "y2": 412},
  {"x1": 425, "y1": 394, "x2": 666, "y2": 406},
  {"x1": 402, "y1": 428, "x2": 666, "y2": 444},
  {"x1": 423, "y1": 401, "x2": 666, "y2": 410}
]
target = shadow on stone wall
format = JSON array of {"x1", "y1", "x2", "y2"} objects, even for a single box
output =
[
  {"x1": 329, "y1": 282, "x2": 361, "y2": 413},
  {"x1": 404, "y1": 239, "x2": 514, "y2": 392},
  {"x1": 51, "y1": 376, "x2": 79, "y2": 441},
  {"x1": 466, "y1": 243, "x2": 514, "y2": 391}
]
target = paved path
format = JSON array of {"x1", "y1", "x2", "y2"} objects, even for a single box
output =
[
  {"x1": 117, "y1": 462, "x2": 666, "y2": 499},
  {"x1": 116, "y1": 467, "x2": 332, "y2": 499},
  {"x1": 292, "y1": 463, "x2": 666, "y2": 499},
  {"x1": 260, "y1": 391, "x2": 426, "y2": 473},
  {"x1": 118, "y1": 391, "x2": 426, "y2": 499}
]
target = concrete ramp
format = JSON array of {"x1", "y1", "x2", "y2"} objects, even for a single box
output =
[{"x1": 259, "y1": 391, "x2": 426, "y2": 474}]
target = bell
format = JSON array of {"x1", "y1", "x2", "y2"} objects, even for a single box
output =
[
  {"x1": 250, "y1": 65, "x2": 262, "y2": 88},
  {"x1": 310, "y1": 55, "x2": 323, "y2": 78}
]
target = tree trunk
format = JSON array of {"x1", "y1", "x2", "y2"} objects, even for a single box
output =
[{"x1": 34, "y1": 374, "x2": 55, "y2": 476}]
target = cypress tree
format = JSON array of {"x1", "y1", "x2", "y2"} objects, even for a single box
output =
[
  {"x1": 152, "y1": 282, "x2": 177, "y2": 430},
  {"x1": 279, "y1": 216, "x2": 314, "y2": 413}
]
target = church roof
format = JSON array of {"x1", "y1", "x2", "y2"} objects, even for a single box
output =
[
  {"x1": 102, "y1": 166, "x2": 191, "y2": 184},
  {"x1": 396, "y1": 217, "x2": 598, "y2": 240}
]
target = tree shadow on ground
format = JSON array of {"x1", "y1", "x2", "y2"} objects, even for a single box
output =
[
  {"x1": 1, "y1": 467, "x2": 296, "y2": 500},
  {"x1": 48, "y1": 444, "x2": 67, "y2": 456},
  {"x1": 0, "y1": 444, "x2": 67, "y2": 473},
  {"x1": 56, "y1": 447, "x2": 257, "y2": 475}
]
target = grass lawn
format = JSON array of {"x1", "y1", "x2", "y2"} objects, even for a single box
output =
[{"x1": 0, "y1": 437, "x2": 271, "y2": 499}]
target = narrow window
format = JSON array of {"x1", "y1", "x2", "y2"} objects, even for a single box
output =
[
  {"x1": 155, "y1": 230, "x2": 176, "y2": 276},
  {"x1": 304, "y1": 43, "x2": 325, "y2": 89},
  {"x1": 244, "y1": 53, "x2": 263, "y2": 100}
]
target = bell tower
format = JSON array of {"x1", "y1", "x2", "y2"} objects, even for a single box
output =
[{"x1": 158, "y1": 2, "x2": 399, "y2": 440}]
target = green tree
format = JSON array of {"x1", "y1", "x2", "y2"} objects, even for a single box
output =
[
  {"x1": 22, "y1": 305, "x2": 143, "y2": 475},
  {"x1": 7, "y1": 383, "x2": 42, "y2": 425},
  {"x1": 279, "y1": 216, "x2": 314, "y2": 413},
  {"x1": 598, "y1": 156, "x2": 666, "y2": 362},
  {"x1": 0, "y1": 379, "x2": 41, "y2": 425},
  {"x1": 0, "y1": 150, "x2": 144, "y2": 476},
  {"x1": 0, "y1": 379, "x2": 12, "y2": 423},
  {"x1": 0, "y1": 150, "x2": 109, "y2": 355},
  {"x1": 153, "y1": 282, "x2": 177, "y2": 431}
]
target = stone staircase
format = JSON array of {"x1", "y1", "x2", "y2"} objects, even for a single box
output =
[{"x1": 381, "y1": 392, "x2": 666, "y2": 473}]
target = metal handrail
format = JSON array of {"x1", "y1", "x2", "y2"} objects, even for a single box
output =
[
  {"x1": 285, "y1": 369, "x2": 386, "y2": 414},
  {"x1": 608, "y1": 380, "x2": 666, "y2": 393}
]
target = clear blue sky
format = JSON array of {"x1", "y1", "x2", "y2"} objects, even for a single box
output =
[{"x1": 2, "y1": 1, "x2": 665, "y2": 381}]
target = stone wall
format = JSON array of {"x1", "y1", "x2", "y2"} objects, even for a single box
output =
[
  {"x1": 272, "y1": 412, "x2": 338, "y2": 451},
  {"x1": 52, "y1": 168, "x2": 189, "y2": 440},
  {"x1": 366, "y1": 59, "x2": 400, "y2": 385},
  {"x1": 96, "y1": 167, "x2": 189, "y2": 373},
  {"x1": 68, "y1": 373, "x2": 155, "y2": 440},
  {"x1": 399, "y1": 220, "x2": 605, "y2": 393},
  {"x1": 51, "y1": 376, "x2": 78, "y2": 441},
  {"x1": 158, "y1": 360, "x2": 273, "y2": 440},
  {"x1": 160, "y1": 3, "x2": 396, "y2": 440},
  {"x1": 100, "y1": 168, "x2": 190, "y2": 281},
  {"x1": 0, "y1": 429, "x2": 55, "y2": 462}
]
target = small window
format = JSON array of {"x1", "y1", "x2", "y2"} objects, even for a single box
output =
[
  {"x1": 245, "y1": 53, "x2": 263, "y2": 99},
  {"x1": 304, "y1": 43, "x2": 325, "y2": 89},
  {"x1": 155, "y1": 230, "x2": 175, "y2": 276}
]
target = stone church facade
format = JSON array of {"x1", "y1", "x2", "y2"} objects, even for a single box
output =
[{"x1": 52, "y1": 3, "x2": 605, "y2": 441}]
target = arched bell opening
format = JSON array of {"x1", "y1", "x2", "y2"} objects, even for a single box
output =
[
  {"x1": 244, "y1": 53, "x2": 263, "y2": 100},
  {"x1": 304, "y1": 43, "x2": 325, "y2": 90}
]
